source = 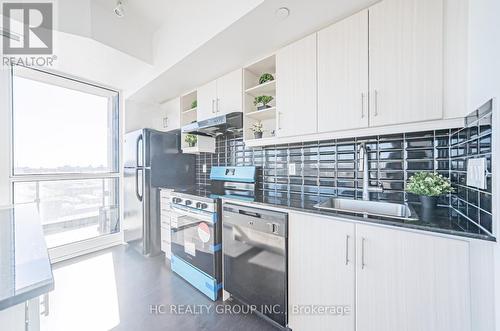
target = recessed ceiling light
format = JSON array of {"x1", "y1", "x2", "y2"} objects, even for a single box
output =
[
  {"x1": 114, "y1": 0, "x2": 125, "y2": 18},
  {"x1": 275, "y1": 7, "x2": 290, "y2": 20}
]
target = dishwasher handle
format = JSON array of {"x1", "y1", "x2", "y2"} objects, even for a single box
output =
[{"x1": 239, "y1": 209, "x2": 262, "y2": 219}]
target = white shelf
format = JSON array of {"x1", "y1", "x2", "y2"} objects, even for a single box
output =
[
  {"x1": 181, "y1": 134, "x2": 215, "y2": 154},
  {"x1": 183, "y1": 107, "x2": 197, "y2": 114},
  {"x1": 245, "y1": 107, "x2": 276, "y2": 120},
  {"x1": 245, "y1": 80, "x2": 276, "y2": 96}
]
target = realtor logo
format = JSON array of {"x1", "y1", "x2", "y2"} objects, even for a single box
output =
[{"x1": 2, "y1": 2, "x2": 53, "y2": 54}]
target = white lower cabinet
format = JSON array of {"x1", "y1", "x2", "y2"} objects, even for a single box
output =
[
  {"x1": 288, "y1": 213, "x2": 355, "y2": 331},
  {"x1": 159, "y1": 188, "x2": 173, "y2": 260},
  {"x1": 288, "y1": 213, "x2": 471, "y2": 331}
]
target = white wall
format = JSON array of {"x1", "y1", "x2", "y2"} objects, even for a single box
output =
[{"x1": 124, "y1": 100, "x2": 162, "y2": 133}]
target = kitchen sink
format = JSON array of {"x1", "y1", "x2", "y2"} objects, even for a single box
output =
[{"x1": 314, "y1": 198, "x2": 419, "y2": 221}]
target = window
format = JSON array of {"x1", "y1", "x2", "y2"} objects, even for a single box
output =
[{"x1": 11, "y1": 66, "x2": 120, "y2": 248}]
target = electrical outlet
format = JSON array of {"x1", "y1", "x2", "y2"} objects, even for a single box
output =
[
  {"x1": 467, "y1": 158, "x2": 486, "y2": 189},
  {"x1": 288, "y1": 163, "x2": 296, "y2": 176},
  {"x1": 202, "y1": 164, "x2": 207, "y2": 173}
]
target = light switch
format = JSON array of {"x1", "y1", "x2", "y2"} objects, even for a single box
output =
[
  {"x1": 467, "y1": 158, "x2": 487, "y2": 189},
  {"x1": 288, "y1": 163, "x2": 296, "y2": 176},
  {"x1": 202, "y1": 164, "x2": 207, "y2": 173}
]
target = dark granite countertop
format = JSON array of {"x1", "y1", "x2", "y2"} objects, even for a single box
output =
[
  {"x1": 0, "y1": 204, "x2": 54, "y2": 310},
  {"x1": 222, "y1": 195, "x2": 496, "y2": 242}
]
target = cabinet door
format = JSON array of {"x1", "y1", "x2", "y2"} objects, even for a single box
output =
[
  {"x1": 197, "y1": 80, "x2": 217, "y2": 121},
  {"x1": 356, "y1": 224, "x2": 470, "y2": 331},
  {"x1": 216, "y1": 69, "x2": 242, "y2": 116},
  {"x1": 160, "y1": 97, "x2": 180, "y2": 131},
  {"x1": 276, "y1": 34, "x2": 317, "y2": 137},
  {"x1": 318, "y1": 10, "x2": 369, "y2": 132},
  {"x1": 288, "y1": 213, "x2": 355, "y2": 331},
  {"x1": 369, "y1": 0, "x2": 443, "y2": 126}
]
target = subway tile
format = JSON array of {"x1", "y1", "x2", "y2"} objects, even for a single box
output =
[
  {"x1": 407, "y1": 149, "x2": 433, "y2": 159},
  {"x1": 406, "y1": 138, "x2": 434, "y2": 148}
]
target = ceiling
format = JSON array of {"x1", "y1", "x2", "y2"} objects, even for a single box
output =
[
  {"x1": 128, "y1": 0, "x2": 379, "y2": 103},
  {"x1": 93, "y1": 0, "x2": 174, "y2": 29}
]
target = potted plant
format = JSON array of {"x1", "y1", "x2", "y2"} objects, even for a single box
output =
[
  {"x1": 185, "y1": 134, "x2": 197, "y2": 147},
  {"x1": 407, "y1": 172, "x2": 454, "y2": 210},
  {"x1": 259, "y1": 73, "x2": 274, "y2": 85},
  {"x1": 190, "y1": 100, "x2": 197, "y2": 109},
  {"x1": 251, "y1": 122, "x2": 264, "y2": 139},
  {"x1": 253, "y1": 95, "x2": 273, "y2": 111}
]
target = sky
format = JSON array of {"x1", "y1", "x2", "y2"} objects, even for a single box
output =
[{"x1": 13, "y1": 75, "x2": 113, "y2": 172}]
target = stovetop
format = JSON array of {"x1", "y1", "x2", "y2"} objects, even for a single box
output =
[{"x1": 172, "y1": 186, "x2": 257, "y2": 202}]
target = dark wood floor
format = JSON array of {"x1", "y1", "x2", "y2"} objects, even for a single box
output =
[{"x1": 43, "y1": 244, "x2": 280, "y2": 331}]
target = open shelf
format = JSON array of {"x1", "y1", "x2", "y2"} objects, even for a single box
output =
[
  {"x1": 183, "y1": 107, "x2": 197, "y2": 114},
  {"x1": 181, "y1": 134, "x2": 215, "y2": 154},
  {"x1": 246, "y1": 107, "x2": 276, "y2": 120},
  {"x1": 245, "y1": 80, "x2": 276, "y2": 96}
]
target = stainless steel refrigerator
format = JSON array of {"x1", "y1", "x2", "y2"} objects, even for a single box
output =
[{"x1": 123, "y1": 128, "x2": 196, "y2": 256}]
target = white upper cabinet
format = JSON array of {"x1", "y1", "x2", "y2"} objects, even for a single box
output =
[
  {"x1": 159, "y1": 97, "x2": 181, "y2": 131},
  {"x1": 197, "y1": 80, "x2": 217, "y2": 122},
  {"x1": 318, "y1": 9, "x2": 369, "y2": 132},
  {"x1": 215, "y1": 69, "x2": 242, "y2": 116},
  {"x1": 288, "y1": 213, "x2": 356, "y2": 331},
  {"x1": 197, "y1": 69, "x2": 243, "y2": 122},
  {"x1": 276, "y1": 33, "x2": 317, "y2": 137},
  {"x1": 369, "y1": 0, "x2": 444, "y2": 126},
  {"x1": 356, "y1": 224, "x2": 471, "y2": 331}
]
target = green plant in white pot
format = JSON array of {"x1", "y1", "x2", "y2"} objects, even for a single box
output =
[
  {"x1": 251, "y1": 121, "x2": 264, "y2": 139},
  {"x1": 407, "y1": 172, "x2": 454, "y2": 210}
]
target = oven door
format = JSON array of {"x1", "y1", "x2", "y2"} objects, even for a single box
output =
[{"x1": 170, "y1": 205, "x2": 218, "y2": 277}]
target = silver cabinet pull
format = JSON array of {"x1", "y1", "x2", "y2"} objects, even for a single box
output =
[
  {"x1": 373, "y1": 90, "x2": 378, "y2": 116},
  {"x1": 361, "y1": 237, "x2": 366, "y2": 269},
  {"x1": 277, "y1": 112, "x2": 282, "y2": 130},
  {"x1": 361, "y1": 93, "x2": 365, "y2": 118},
  {"x1": 216, "y1": 98, "x2": 220, "y2": 113},
  {"x1": 345, "y1": 234, "x2": 350, "y2": 265},
  {"x1": 211, "y1": 99, "x2": 215, "y2": 113}
]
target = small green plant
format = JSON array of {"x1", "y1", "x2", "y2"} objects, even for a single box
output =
[
  {"x1": 190, "y1": 100, "x2": 197, "y2": 109},
  {"x1": 407, "y1": 172, "x2": 454, "y2": 196},
  {"x1": 259, "y1": 73, "x2": 274, "y2": 85},
  {"x1": 253, "y1": 95, "x2": 273, "y2": 108},
  {"x1": 251, "y1": 121, "x2": 264, "y2": 133},
  {"x1": 185, "y1": 134, "x2": 197, "y2": 147}
]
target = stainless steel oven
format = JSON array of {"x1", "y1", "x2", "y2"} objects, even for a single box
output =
[{"x1": 222, "y1": 203, "x2": 288, "y2": 328}]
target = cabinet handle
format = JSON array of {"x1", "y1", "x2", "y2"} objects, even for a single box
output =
[
  {"x1": 211, "y1": 99, "x2": 215, "y2": 113},
  {"x1": 345, "y1": 234, "x2": 350, "y2": 265},
  {"x1": 361, "y1": 93, "x2": 365, "y2": 118},
  {"x1": 361, "y1": 237, "x2": 366, "y2": 269},
  {"x1": 216, "y1": 98, "x2": 220, "y2": 113},
  {"x1": 277, "y1": 112, "x2": 282, "y2": 130},
  {"x1": 373, "y1": 90, "x2": 378, "y2": 117},
  {"x1": 41, "y1": 293, "x2": 49, "y2": 316},
  {"x1": 163, "y1": 116, "x2": 168, "y2": 128}
]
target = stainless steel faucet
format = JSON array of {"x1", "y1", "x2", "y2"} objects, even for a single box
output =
[{"x1": 358, "y1": 142, "x2": 384, "y2": 201}]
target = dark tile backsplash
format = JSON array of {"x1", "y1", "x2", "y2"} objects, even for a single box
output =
[
  {"x1": 196, "y1": 100, "x2": 494, "y2": 235},
  {"x1": 449, "y1": 100, "x2": 493, "y2": 234}
]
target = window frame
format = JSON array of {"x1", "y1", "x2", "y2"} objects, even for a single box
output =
[{"x1": 8, "y1": 65, "x2": 123, "y2": 253}]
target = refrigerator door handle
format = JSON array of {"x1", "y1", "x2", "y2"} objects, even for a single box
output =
[
  {"x1": 135, "y1": 168, "x2": 143, "y2": 201},
  {"x1": 136, "y1": 133, "x2": 143, "y2": 167}
]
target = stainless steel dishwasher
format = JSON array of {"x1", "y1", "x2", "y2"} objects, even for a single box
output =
[{"x1": 222, "y1": 203, "x2": 288, "y2": 328}]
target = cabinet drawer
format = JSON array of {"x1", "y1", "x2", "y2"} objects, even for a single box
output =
[
  {"x1": 160, "y1": 197, "x2": 171, "y2": 208},
  {"x1": 160, "y1": 216, "x2": 170, "y2": 228},
  {"x1": 160, "y1": 189, "x2": 173, "y2": 199},
  {"x1": 161, "y1": 226, "x2": 171, "y2": 242},
  {"x1": 161, "y1": 239, "x2": 171, "y2": 256}
]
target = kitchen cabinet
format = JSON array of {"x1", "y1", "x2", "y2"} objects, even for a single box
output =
[
  {"x1": 197, "y1": 69, "x2": 242, "y2": 122},
  {"x1": 159, "y1": 188, "x2": 173, "y2": 260},
  {"x1": 276, "y1": 33, "x2": 317, "y2": 137},
  {"x1": 288, "y1": 212, "x2": 471, "y2": 331},
  {"x1": 356, "y1": 224, "x2": 470, "y2": 331},
  {"x1": 288, "y1": 213, "x2": 355, "y2": 331},
  {"x1": 159, "y1": 97, "x2": 180, "y2": 131},
  {"x1": 197, "y1": 80, "x2": 217, "y2": 122},
  {"x1": 317, "y1": 9, "x2": 369, "y2": 132},
  {"x1": 0, "y1": 298, "x2": 40, "y2": 331},
  {"x1": 369, "y1": 0, "x2": 444, "y2": 126}
]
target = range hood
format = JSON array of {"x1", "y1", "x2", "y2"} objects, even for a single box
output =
[{"x1": 182, "y1": 112, "x2": 243, "y2": 137}]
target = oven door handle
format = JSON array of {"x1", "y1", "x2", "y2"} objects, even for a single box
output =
[{"x1": 171, "y1": 205, "x2": 215, "y2": 223}]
